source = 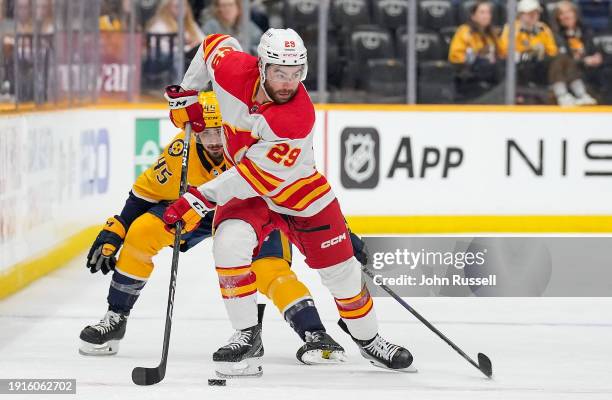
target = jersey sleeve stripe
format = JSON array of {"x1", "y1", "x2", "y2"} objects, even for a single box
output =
[
  {"x1": 270, "y1": 171, "x2": 320, "y2": 203},
  {"x1": 236, "y1": 159, "x2": 283, "y2": 195},
  {"x1": 236, "y1": 163, "x2": 269, "y2": 195},
  {"x1": 242, "y1": 157, "x2": 284, "y2": 186},
  {"x1": 204, "y1": 34, "x2": 231, "y2": 63},
  {"x1": 270, "y1": 174, "x2": 331, "y2": 211},
  {"x1": 293, "y1": 183, "x2": 331, "y2": 210}
]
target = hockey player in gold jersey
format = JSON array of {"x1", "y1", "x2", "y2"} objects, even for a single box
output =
[{"x1": 78, "y1": 91, "x2": 346, "y2": 365}]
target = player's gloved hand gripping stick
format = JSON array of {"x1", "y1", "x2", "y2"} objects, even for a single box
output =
[
  {"x1": 131, "y1": 122, "x2": 198, "y2": 386},
  {"x1": 164, "y1": 85, "x2": 206, "y2": 133}
]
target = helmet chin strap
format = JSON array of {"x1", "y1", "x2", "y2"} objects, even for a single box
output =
[{"x1": 258, "y1": 60, "x2": 274, "y2": 103}]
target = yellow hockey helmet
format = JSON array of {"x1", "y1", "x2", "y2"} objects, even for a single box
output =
[{"x1": 198, "y1": 91, "x2": 222, "y2": 128}]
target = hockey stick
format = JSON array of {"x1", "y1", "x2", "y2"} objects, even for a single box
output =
[
  {"x1": 132, "y1": 123, "x2": 193, "y2": 386},
  {"x1": 355, "y1": 266, "x2": 493, "y2": 378}
]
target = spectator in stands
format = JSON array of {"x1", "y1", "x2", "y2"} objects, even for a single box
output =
[
  {"x1": 99, "y1": 0, "x2": 127, "y2": 32},
  {"x1": 146, "y1": 0, "x2": 204, "y2": 54},
  {"x1": 500, "y1": 0, "x2": 592, "y2": 105},
  {"x1": 551, "y1": 0, "x2": 601, "y2": 102},
  {"x1": 35, "y1": 0, "x2": 54, "y2": 34},
  {"x1": 14, "y1": 0, "x2": 33, "y2": 33},
  {"x1": 201, "y1": 0, "x2": 262, "y2": 55},
  {"x1": 448, "y1": 0, "x2": 503, "y2": 103}
]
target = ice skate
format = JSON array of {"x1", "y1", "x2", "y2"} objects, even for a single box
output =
[
  {"x1": 79, "y1": 310, "x2": 127, "y2": 356},
  {"x1": 356, "y1": 334, "x2": 416, "y2": 372},
  {"x1": 296, "y1": 330, "x2": 347, "y2": 365},
  {"x1": 213, "y1": 323, "x2": 264, "y2": 378}
]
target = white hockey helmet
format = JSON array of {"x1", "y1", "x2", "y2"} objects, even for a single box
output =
[
  {"x1": 257, "y1": 28, "x2": 308, "y2": 84},
  {"x1": 517, "y1": 0, "x2": 542, "y2": 13}
]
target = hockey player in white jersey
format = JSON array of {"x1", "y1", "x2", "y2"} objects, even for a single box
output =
[{"x1": 162, "y1": 29, "x2": 414, "y2": 377}]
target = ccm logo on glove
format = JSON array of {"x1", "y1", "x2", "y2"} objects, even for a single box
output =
[
  {"x1": 163, "y1": 186, "x2": 216, "y2": 227},
  {"x1": 164, "y1": 85, "x2": 206, "y2": 132}
]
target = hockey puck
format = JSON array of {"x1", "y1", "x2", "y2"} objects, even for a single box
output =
[{"x1": 208, "y1": 379, "x2": 226, "y2": 386}]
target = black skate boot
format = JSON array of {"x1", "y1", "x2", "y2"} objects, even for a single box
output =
[
  {"x1": 79, "y1": 310, "x2": 127, "y2": 356},
  {"x1": 213, "y1": 323, "x2": 264, "y2": 378},
  {"x1": 355, "y1": 334, "x2": 415, "y2": 372},
  {"x1": 296, "y1": 331, "x2": 347, "y2": 365},
  {"x1": 338, "y1": 319, "x2": 416, "y2": 372}
]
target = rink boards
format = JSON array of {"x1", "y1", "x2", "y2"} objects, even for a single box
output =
[{"x1": 1, "y1": 104, "x2": 612, "y2": 297}]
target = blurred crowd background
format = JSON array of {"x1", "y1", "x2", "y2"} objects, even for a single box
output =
[{"x1": 1, "y1": 0, "x2": 612, "y2": 110}]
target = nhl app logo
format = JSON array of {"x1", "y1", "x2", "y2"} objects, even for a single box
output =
[{"x1": 340, "y1": 127, "x2": 380, "y2": 189}]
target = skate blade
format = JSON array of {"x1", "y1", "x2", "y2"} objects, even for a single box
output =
[
  {"x1": 369, "y1": 359, "x2": 418, "y2": 373},
  {"x1": 299, "y1": 349, "x2": 347, "y2": 365},
  {"x1": 78, "y1": 340, "x2": 119, "y2": 356},
  {"x1": 215, "y1": 357, "x2": 263, "y2": 379}
]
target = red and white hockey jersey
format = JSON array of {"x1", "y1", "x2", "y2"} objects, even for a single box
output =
[{"x1": 181, "y1": 34, "x2": 335, "y2": 217}]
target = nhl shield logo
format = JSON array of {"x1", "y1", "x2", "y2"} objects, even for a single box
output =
[{"x1": 340, "y1": 128, "x2": 380, "y2": 189}]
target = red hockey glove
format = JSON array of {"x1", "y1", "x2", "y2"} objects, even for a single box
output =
[
  {"x1": 164, "y1": 85, "x2": 206, "y2": 133},
  {"x1": 163, "y1": 186, "x2": 215, "y2": 231}
]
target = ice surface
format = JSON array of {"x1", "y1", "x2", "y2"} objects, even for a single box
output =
[{"x1": 1, "y1": 239, "x2": 611, "y2": 399}]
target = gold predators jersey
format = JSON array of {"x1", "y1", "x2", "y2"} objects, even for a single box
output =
[
  {"x1": 499, "y1": 21, "x2": 558, "y2": 58},
  {"x1": 132, "y1": 131, "x2": 227, "y2": 202}
]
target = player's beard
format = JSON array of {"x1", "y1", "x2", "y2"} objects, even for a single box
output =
[
  {"x1": 204, "y1": 145, "x2": 224, "y2": 163},
  {"x1": 264, "y1": 81, "x2": 297, "y2": 104}
]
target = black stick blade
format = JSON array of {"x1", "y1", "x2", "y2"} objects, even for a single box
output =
[
  {"x1": 132, "y1": 366, "x2": 164, "y2": 386},
  {"x1": 477, "y1": 353, "x2": 493, "y2": 378}
]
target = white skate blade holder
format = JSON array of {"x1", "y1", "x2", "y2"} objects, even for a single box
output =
[
  {"x1": 79, "y1": 340, "x2": 120, "y2": 356},
  {"x1": 215, "y1": 357, "x2": 263, "y2": 378},
  {"x1": 300, "y1": 349, "x2": 348, "y2": 365}
]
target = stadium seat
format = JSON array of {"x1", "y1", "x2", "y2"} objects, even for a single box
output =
[
  {"x1": 439, "y1": 26, "x2": 457, "y2": 59},
  {"x1": 295, "y1": 24, "x2": 320, "y2": 48},
  {"x1": 346, "y1": 26, "x2": 395, "y2": 88},
  {"x1": 396, "y1": 26, "x2": 454, "y2": 102},
  {"x1": 365, "y1": 58, "x2": 407, "y2": 103},
  {"x1": 331, "y1": 0, "x2": 371, "y2": 31},
  {"x1": 578, "y1": 0, "x2": 612, "y2": 32},
  {"x1": 418, "y1": 60, "x2": 455, "y2": 103},
  {"x1": 418, "y1": 0, "x2": 455, "y2": 30},
  {"x1": 397, "y1": 28, "x2": 446, "y2": 61},
  {"x1": 283, "y1": 0, "x2": 320, "y2": 30},
  {"x1": 594, "y1": 33, "x2": 612, "y2": 65},
  {"x1": 302, "y1": 40, "x2": 341, "y2": 90},
  {"x1": 372, "y1": 0, "x2": 409, "y2": 31}
]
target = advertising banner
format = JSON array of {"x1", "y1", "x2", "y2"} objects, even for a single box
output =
[{"x1": 325, "y1": 110, "x2": 612, "y2": 215}]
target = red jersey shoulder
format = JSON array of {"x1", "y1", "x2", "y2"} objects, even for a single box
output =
[
  {"x1": 203, "y1": 34, "x2": 231, "y2": 62},
  {"x1": 261, "y1": 85, "x2": 315, "y2": 140},
  {"x1": 214, "y1": 52, "x2": 259, "y2": 104}
]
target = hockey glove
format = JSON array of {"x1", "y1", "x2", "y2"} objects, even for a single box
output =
[
  {"x1": 87, "y1": 216, "x2": 127, "y2": 275},
  {"x1": 163, "y1": 186, "x2": 215, "y2": 231},
  {"x1": 350, "y1": 231, "x2": 369, "y2": 266},
  {"x1": 164, "y1": 85, "x2": 206, "y2": 133}
]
